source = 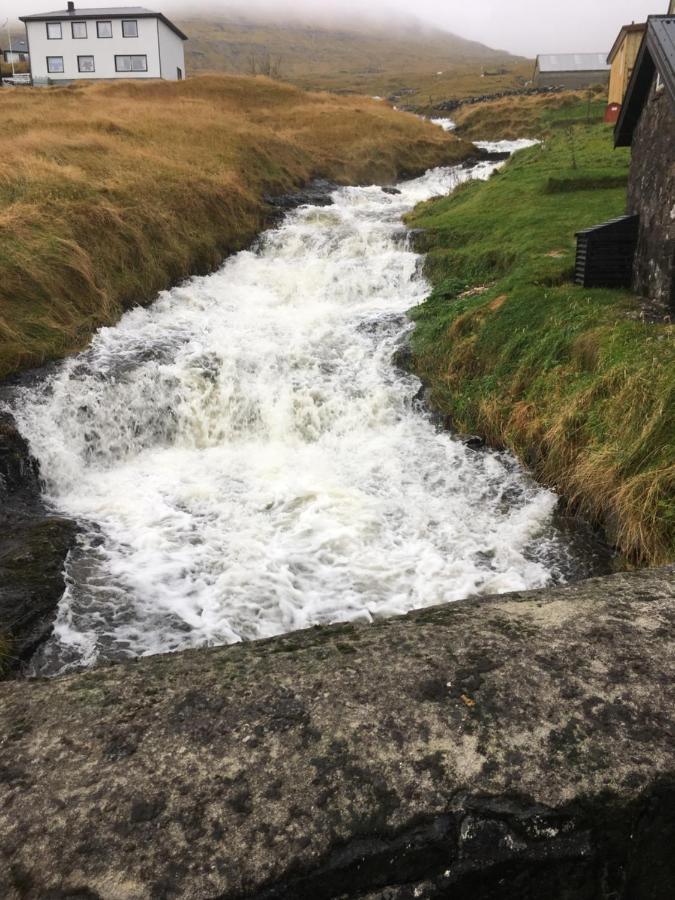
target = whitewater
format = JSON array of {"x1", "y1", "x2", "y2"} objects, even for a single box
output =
[{"x1": 8, "y1": 141, "x2": 604, "y2": 675}]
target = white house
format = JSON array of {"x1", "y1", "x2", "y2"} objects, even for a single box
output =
[
  {"x1": 19, "y1": 4, "x2": 187, "y2": 84},
  {"x1": 2, "y1": 39, "x2": 30, "y2": 64}
]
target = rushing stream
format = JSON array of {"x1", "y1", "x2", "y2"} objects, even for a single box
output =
[{"x1": 6, "y1": 141, "x2": 609, "y2": 676}]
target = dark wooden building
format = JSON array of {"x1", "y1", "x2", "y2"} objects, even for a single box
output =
[{"x1": 615, "y1": 14, "x2": 675, "y2": 312}]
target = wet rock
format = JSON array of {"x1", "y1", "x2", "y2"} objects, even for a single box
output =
[
  {"x1": 0, "y1": 413, "x2": 77, "y2": 675},
  {"x1": 382, "y1": 187, "x2": 401, "y2": 195},
  {"x1": 264, "y1": 178, "x2": 338, "y2": 212},
  {"x1": 0, "y1": 567, "x2": 673, "y2": 898},
  {"x1": 391, "y1": 344, "x2": 414, "y2": 373},
  {"x1": 459, "y1": 434, "x2": 486, "y2": 450}
]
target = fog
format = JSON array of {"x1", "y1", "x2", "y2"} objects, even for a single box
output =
[{"x1": 3, "y1": 0, "x2": 667, "y2": 56}]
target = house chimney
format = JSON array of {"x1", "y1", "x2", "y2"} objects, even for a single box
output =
[{"x1": 67, "y1": 2, "x2": 75, "y2": 12}]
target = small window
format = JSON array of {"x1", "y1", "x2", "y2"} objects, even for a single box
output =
[
  {"x1": 46, "y1": 56, "x2": 64, "y2": 73},
  {"x1": 97, "y1": 20, "x2": 113, "y2": 38},
  {"x1": 78, "y1": 55, "x2": 95, "y2": 73},
  {"x1": 71, "y1": 21, "x2": 87, "y2": 39},
  {"x1": 122, "y1": 20, "x2": 138, "y2": 38},
  {"x1": 177, "y1": 67, "x2": 183, "y2": 80},
  {"x1": 115, "y1": 54, "x2": 147, "y2": 73},
  {"x1": 46, "y1": 22, "x2": 62, "y2": 39}
]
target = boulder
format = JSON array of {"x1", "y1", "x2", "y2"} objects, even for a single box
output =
[{"x1": 0, "y1": 567, "x2": 673, "y2": 898}]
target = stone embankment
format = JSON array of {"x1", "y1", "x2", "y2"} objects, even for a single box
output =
[
  {"x1": 0, "y1": 567, "x2": 673, "y2": 898},
  {"x1": 432, "y1": 85, "x2": 565, "y2": 113},
  {"x1": 0, "y1": 413, "x2": 76, "y2": 674}
]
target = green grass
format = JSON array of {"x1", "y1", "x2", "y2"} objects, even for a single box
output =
[{"x1": 406, "y1": 124, "x2": 675, "y2": 565}]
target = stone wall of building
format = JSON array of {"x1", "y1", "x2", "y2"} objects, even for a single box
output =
[{"x1": 627, "y1": 79, "x2": 675, "y2": 310}]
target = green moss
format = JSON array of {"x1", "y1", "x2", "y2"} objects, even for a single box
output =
[{"x1": 406, "y1": 124, "x2": 675, "y2": 565}]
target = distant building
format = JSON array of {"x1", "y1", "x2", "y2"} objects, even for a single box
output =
[
  {"x1": 615, "y1": 15, "x2": 674, "y2": 311},
  {"x1": 606, "y1": 23, "x2": 646, "y2": 122},
  {"x1": 2, "y1": 39, "x2": 30, "y2": 64},
  {"x1": 19, "y1": 3, "x2": 187, "y2": 85},
  {"x1": 532, "y1": 53, "x2": 610, "y2": 90}
]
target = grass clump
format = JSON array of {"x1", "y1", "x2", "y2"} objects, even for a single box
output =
[
  {"x1": 406, "y1": 122, "x2": 674, "y2": 566},
  {"x1": 0, "y1": 74, "x2": 471, "y2": 378}
]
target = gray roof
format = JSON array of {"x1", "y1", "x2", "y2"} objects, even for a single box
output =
[
  {"x1": 19, "y1": 6, "x2": 187, "y2": 41},
  {"x1": 6, "y1": 39, "x2": 28, "y2": 52},
  {"x1": 536, "y1": 53, "x2": 610, "y2": 73}
]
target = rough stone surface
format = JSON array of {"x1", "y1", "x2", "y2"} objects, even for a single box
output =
[
  {"x1": 264, "y1": 178, "x2": 339, "y2": 212},
  {"x1": 627, "y1": 76, "x2": 675, "y2": 311},
  {"x1": 0, "y1": 567, "x2": 673, "y2": 898},
  {"x1": 0, "y1": 413, "x2": 77, "y2": 673}
]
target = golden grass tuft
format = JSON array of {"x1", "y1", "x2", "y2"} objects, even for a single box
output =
[{"x1": 0, "y1": 75, "x2": 471, "y2": 377}]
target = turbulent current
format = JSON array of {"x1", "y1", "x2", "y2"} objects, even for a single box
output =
[{"x1": 8, "y1": 142, "x2": 607, "y2": 675}]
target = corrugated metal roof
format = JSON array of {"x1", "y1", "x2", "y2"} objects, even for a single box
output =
[{"x1": 537, "y1": 53, "x2": 611, "y2": 73}]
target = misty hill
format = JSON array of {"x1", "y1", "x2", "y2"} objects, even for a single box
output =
[{"x1": 180, "y1": 14, "x2": 527, "y2": 102}]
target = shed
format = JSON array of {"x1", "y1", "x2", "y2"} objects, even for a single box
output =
[
  {"x1": 606, "y1": 23, "x2": 646, "y2": 121},
  {"x1": 532, "y1": 53, "x2": 610, "y2": 90},
  {"x1": 615, "y1": 15, "x2": 675, "y2": 312}
]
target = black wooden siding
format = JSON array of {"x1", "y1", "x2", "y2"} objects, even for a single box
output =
[{"x1": 575, "y1": 215, "x2": 639, "y2": 289}]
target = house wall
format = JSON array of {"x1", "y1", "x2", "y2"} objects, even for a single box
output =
[
  {"x1": 627, "y1": 77, "x2": 675, "y2": 310},
  {"x1": 157, "y1": 20, "x2": 185, "y2": 80},
  {"x1": 26, "y1": 16, "x2": 161, "y2": 82},
  {"x1": 608, "y1": 31, "x2": 645, "y2": 106},
  {"x1": 534, "y1": 69, "x2": 610, "y2": 90}
]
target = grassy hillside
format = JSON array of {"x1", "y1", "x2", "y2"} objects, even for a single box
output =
[
  {"x1": 406, "y1": 118, "x2": 674, "y2": 565},
  {"x1": 450, "y1": 88, "x2": 610, "y2": 140},
  {"x1": 180, "y1": 15, "x2": 529, "y2": 106},
  {"x1": 0, "y1": 75, "x2": 471, "y2": 379}
]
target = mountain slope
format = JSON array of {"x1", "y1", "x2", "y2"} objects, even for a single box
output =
[{"x1": 180, "y1": 15, "x2": 528, "y2": 102}]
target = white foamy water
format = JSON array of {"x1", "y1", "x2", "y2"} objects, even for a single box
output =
[{"x1": 9, "y1": 148, "x2": 598, "y2": 675}]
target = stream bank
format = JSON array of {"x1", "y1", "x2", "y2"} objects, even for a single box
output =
[{"x1": 0, "y1": 566, "x2": 673, "y2": 898}]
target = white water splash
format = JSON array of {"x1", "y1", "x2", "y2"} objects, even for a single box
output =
[
  {"x1": 430, "y1": 117, "x2": 457, "y2": 132},
  {"x1": 10, "y1": 149, "x2": 593, "y2": 675}
]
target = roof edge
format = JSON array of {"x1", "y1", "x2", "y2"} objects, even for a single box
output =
[
  {"x1": 18, "y1": 10, "x2": 188, "y2": 41},
  {"x1": 614, "y1": 15, "x2": 675, "y2": 146},
  {"x1": 607, "y1": 23, "x2": 647, "y2": 64}
]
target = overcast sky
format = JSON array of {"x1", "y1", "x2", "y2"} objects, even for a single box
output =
[{"x1": 2, "y1": 0, "x2": 668, "y2": 55}]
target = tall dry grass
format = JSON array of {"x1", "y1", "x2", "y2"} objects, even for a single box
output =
[{"x1": 0, "y1": 75, "x2": 471, "y2": 376}]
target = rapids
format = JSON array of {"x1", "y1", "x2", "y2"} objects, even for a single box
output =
[{"x1": 6, "y1": 144, "x2": 608, "y2": 675}]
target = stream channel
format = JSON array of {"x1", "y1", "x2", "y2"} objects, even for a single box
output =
[{"x1": 3, "y1": 139, "x2": 612, "y2": 676}]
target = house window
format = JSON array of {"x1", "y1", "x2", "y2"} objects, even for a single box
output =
[
  {"x1": 122, "y1": 20, "x2": 139, "y2": 38},
  {"x1": 115, "y1": 54, "x2": 148, "y2": 72},
  {"x1": 78, "y1": 55, "x2": 95, "y2": 73},
  {"x1": 97, "y1": 20, "x2": 113, "y2": 38},
  {"x1": 46, "y1": 22, "x2": 62, "y2": 39},
  {"x1": 71, "y1": 21, "x2": 87, "y2": 39},
  {"x1": 46, "y1": 56, "x2": 64, "y2": 73},
  {"x1": 177, "y1": 67, "x2": 183, "y2": 80}
]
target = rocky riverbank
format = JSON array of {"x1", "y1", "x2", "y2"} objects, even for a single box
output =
[
  {"x1": 0, "y1": 566, "x2": 673, "y2": 898},
  {"x1": 0, "y1": 413, "x2": 76, "y2": 675}
]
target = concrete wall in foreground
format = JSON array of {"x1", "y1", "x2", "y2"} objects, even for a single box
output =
[{"x1": 0, "y1": 566, "x2": 674, "y2": 898}]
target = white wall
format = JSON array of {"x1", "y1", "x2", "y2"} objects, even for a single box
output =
[
  {"x1": 157, "y1": 20, "x2": 185, "y2": 81},
  {"x1": 26, "y1": 16, "x2": 162, "y2": 82}
]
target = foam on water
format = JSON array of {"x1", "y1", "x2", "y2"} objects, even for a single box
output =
[{"x1": 9, "y1": 148, "x2": 594, "y2": 675}]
